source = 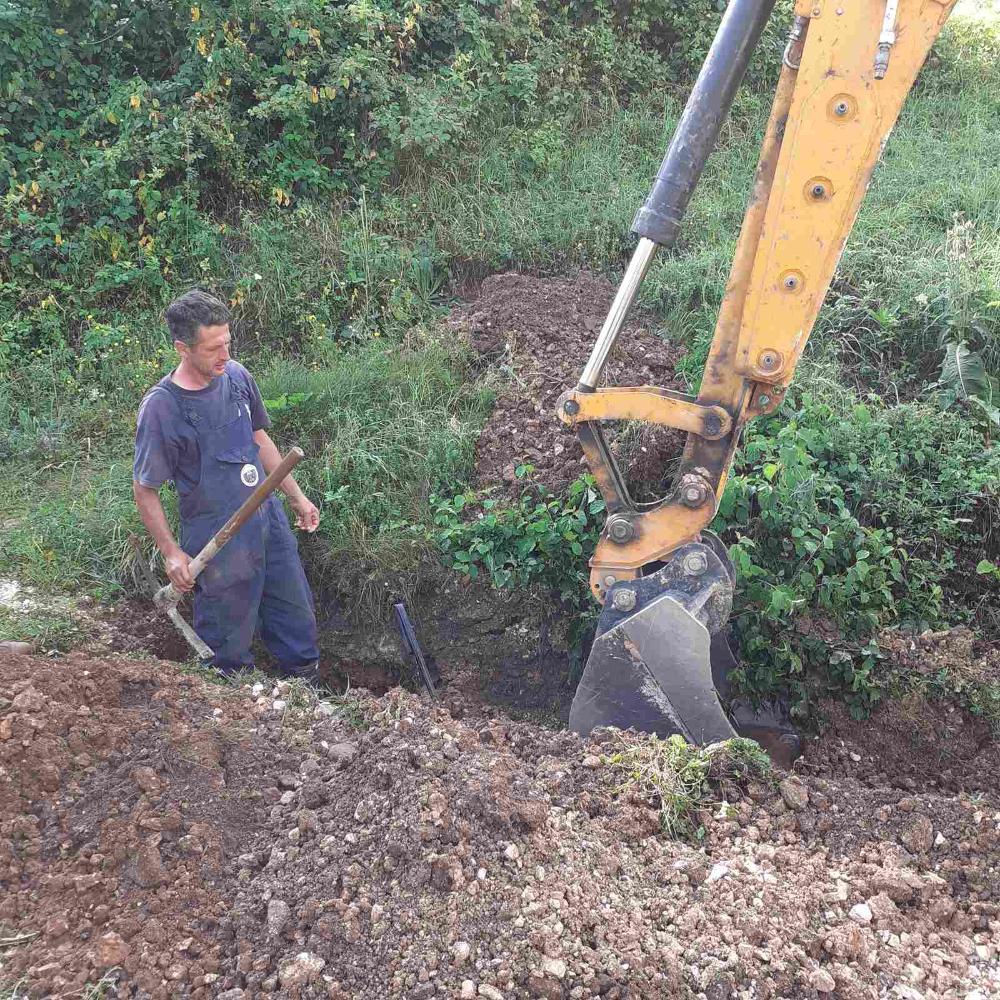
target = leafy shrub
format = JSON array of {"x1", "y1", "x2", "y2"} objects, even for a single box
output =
[
  {"x1": 427, "y1": 470, "x2": 605, "y2": 607},
  {"x1": 718, "y1": 388, "x2": 1000, "y2": 716}
]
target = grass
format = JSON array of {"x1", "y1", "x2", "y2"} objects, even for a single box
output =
[
  {"x1": 605, "y1": 732, "x2": 772, "y2": 838},
  {"x1": 0, "y1": 606, "x2": 81, "y2": 650}
]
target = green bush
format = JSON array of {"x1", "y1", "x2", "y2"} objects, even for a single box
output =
[
  {"x1": 426, "y1": 470, "x2": 605, "y2": 609},
  {"x1": 718, "y1": 388, "x2": 1000, "y2": 716}
]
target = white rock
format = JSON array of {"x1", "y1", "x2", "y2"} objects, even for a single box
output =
[
  {"x1": 272, "y1": 699, "x2": 287, "y2": 712},
  {"x1": 965, "y1": 991, "x2": 988, "y2": 1000},
  {"x1": 541, "y1": 957, "x2": 567, "y2": 980},
  {"x1": 504, "y1": 843, "x2": 520, "y2": 861},
  {"x1": 706, "y1": 863, "x2": 730, "y2": 884},
  {"x1": 278, "y1": 952, "x2": 325, "y2": 988},
  {"x1": 460, "y1": 983, "x2": 476, "y2": 1000},
  {"x1": 251, "y1": 682, "x2": 264, "y2": 696},
  {"x1": 934, "y1": 831, "x2": 947, "y2": 847},
  {"x1": 893, "y1": 986, "x2": 925, "y2": 1000},
  {"x1": 266, "y1": 899, "x2": 291, "y2": 937},
  {"x1": 452, "y1": 941, "x2": 471, "y2": 965},
  {"x1": 478, "y1": 985, "x2": 504, "y2": 1000},
  {"x1": 810, "y1": 968, "x2": 836, "y2": 993},
  {"x1": 849, "y1": 902, "x2": 873, "y2": 925}
]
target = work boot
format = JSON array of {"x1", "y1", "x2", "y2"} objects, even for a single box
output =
[{"x1": 284, "y1": 660, "x2": 321, "y2": 686}]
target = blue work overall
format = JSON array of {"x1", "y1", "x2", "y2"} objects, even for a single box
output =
[{"x1": 162, "y1": 378, "x2": 320, "y2": 676}]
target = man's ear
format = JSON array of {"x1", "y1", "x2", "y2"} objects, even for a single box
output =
[{"x1": 174, "y1": 339, "x2": 188, "y2": 357}]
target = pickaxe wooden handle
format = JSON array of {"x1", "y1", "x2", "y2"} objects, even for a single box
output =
[{"x1": 154, "y1": 446, "x2": 305, "y2": 659}]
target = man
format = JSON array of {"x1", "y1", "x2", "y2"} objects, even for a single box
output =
[{"x1": 133, "y1": 289, "x2": 321, "y2": 680}]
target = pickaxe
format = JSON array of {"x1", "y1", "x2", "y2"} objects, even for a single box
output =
[{"x1": 153, "y1": 447, "x2": 305, "y2": 660}]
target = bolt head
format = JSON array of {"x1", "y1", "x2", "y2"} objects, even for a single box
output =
[
  {"x1": 682, "y1": 551, "x2": 709, "y2": 576},
  {"x1": 606, "y1": 515, "x2": 635, "y2": 544},
  {"x1": 611, "y1": 589, "x2": 637, "y2": 613},
  {"x1": 811, "y1": 184, "x2": 826, "y2": 199},
  {"x1": 835, "y1": 101, "x2": 849, "y2": 116},
  {"x1": 682, "y1": 485, "x2": 704, "y2": 506},
  {"x1": 758, "y1": 394, "x2": 771, "y2": 407},
  {"x1": 602, "y1": 575, "x2": 617, "y2": 590},
  {"x1": 703, "y1": 414, "x2": 722, "y2": 437},
  {"x1": 563, "y1": 398, "x2": 580, "y2": 415}
]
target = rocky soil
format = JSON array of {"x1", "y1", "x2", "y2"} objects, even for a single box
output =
[
  {"x1": 3, "y1": 650, "x2": 999, "y2": 1000},
  {"x1": 449, "y1": 271, "x2": 688, "y2": 500}
]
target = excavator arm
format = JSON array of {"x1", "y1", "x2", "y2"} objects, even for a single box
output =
[{"x1": 564, "y1": 0, "x2": 957, "y2": 755}]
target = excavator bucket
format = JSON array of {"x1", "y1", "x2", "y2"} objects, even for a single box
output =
[{"x1": 569, "y1": 535, "x2": 802, "y2": 764}]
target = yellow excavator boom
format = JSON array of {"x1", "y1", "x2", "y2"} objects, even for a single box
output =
[{"x1": 563, "y1": 0, "x2": 957, "y2": 756}]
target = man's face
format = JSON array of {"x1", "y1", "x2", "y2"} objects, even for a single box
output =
[{"x1": 176, "y1": 324, "x2": 231, "y2": 380}]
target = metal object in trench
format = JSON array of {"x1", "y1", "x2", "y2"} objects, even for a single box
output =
[{"x1": 393, "y1": 602, "x2": 438, "y2": 702}]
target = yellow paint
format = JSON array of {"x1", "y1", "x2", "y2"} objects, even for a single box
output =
[{"x1": 735, "y1": 0, "x2": 958, "y2": 384}]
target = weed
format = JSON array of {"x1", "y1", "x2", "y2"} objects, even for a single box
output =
[{"x1": 605, "y1": 732, "x2": 771, "y2": 838}]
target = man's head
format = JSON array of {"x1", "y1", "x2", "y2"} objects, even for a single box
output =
[{"x1": 165, "y1": 289, "x2": 232, "y2": 382}]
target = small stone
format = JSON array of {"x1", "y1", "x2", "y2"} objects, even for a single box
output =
[
  {"x1": 582, "y1": 755, "x2": 601, "y2": 768},
  {"x1": 706, "y1": 863, "x2": 730, "y2": 884},
  {"x1": 894, "y1": 986, "x2": 925, "y2": 1000},
  {"x1": 849, "y1": 902, "x2": 873, "y2": 925},
  {"x1": 504, "y1": 843, "x2": 520, "y2": 861},
  {"x1": 461, "y1": 983, "x2": 476, "y2": 1000},
  {"x1": 135, "y1": 841, "x2": 165, "y2": 888},
  {"x1": 900, "y1": 815, "x2": 934, "y2": 853},
  {"x1": 809, "y1": 968, "x2": 836, "y2": 993},
  {"x1": 217, "y1": 991, "x2": 246, "y2": 1000},
  {"x1": 267, "y1": 899, "x2": 291, "y2": 937},
  {"x1": 540, "y1": 957, "x2": 567, "y2": 980},
  {"x1": 868, "y1": 892, "x2": 899, "y2": 926},
  {"x1": 132, "y1": 766, "x2": 162, "y2": 794},
  {"x1": 934, "y1": 831, "x2": 947, "y2": 847},
  {"x1": 278, "y1": 952, "x2": 325, "y2": 989},
  {"x1": 452, "y1": 941, "x2": 471, "y2": 965},
  {"x1": 327, "y1": 742, "x2": 359, "y2": 765},
  {"x1": 272, "y1": 699, "x2": 287, "y2": 712},
  {"x1": 94, "y1": 931, "x2": 129, "y2": 968},
  {"x1": 478, "y1": 986, "x2": 504, "y2": 1000},
  {"x1": 779, "y1": 777, "x2": 809, "y2": 811},
  {"x1": 11, "y1": 686, "x2": 45, "y2": 712}
]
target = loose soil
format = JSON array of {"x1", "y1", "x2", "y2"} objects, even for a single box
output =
[
  {"x1": 449, "y1": 272, "x2": 688, "y2": 500},
  {"x1": 4, "y1": 650, "x2": 1000, "y2": 1000}
]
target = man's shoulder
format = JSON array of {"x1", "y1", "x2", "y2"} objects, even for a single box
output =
[
  {"x1": 137, "y1": 379, "x2": 177, "y2": 420},
  {"x1": 225, "y1": 360, "x2": 256, "y2": 384}
]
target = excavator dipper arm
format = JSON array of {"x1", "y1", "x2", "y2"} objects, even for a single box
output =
[{"x1": 565, "y1": 0, "x2": 957, "y2": 751}]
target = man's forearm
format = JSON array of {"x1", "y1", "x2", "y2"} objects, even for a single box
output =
[
  {"x1": 134, "y1": 482, "x2": 183, "y2": 558},
  {"x1": 254, "y1": 430, "x2": 306, "y2": 502}
]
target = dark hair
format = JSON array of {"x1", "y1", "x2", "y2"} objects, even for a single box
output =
[{"x1": 164, "y1": 289, "x2": 231, "y2": 346}]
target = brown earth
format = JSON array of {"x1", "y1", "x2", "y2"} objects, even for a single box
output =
[
  {"x1": 3, "y1": 650, "x2": 1000, "y2": 1000},
  {"x1": 449, "y1": 272, "x2": 688, "y2": 500}
]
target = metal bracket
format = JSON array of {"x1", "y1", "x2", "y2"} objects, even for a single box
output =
[{"x1": 558, "y1": 387, "x2": 732, "y2": 440}]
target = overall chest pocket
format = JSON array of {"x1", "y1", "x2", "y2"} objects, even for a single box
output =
[{"x1": 215, "y1": 444, "x2": 263, "y2": 489}]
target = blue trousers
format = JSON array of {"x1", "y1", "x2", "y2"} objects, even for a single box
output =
[{"x1": 192, "y1": 500, "x2": 319, "y2": 675}]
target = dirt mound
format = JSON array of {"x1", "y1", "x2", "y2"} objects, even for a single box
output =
[
  {"x1": 0, "y1": 652, "x2": 299, "y2": 996},
  {"x1": 4, "y1": 651, "x2": 1000, "y2": 999},
  {"x1": 450, "y1": 272, "x2": 687, "y2": 499},
  {"x1": 802, "y1": 627, "x2": 1000, "y2": 795}
]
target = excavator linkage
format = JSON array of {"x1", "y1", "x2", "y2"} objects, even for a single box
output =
[{"x1": 566, "y1": 0, "x2": 957, "y2": 754}]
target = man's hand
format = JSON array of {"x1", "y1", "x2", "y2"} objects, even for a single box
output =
[
  {"x1": 165, "y1": 549, "x2": 195, "y2": 592},
  {"x1": 290, "y1": 496, "x2": 320, "y2": 533}
]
